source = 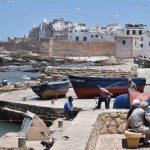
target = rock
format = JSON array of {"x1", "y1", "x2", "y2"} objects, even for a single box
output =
[
  {"x1": 110, "y1": 120, "x2": 117, "y2": 127},
  {"x1": 110, "y1": 112, "x2": 118, "y2": 118},
  {"x1": 101, "y1": 115, "x2": 107, "y2": 122},
  {"x1": 105, "y1": 119, "x2": 111, "y2": 127},
  {"x1": 0, "y1": 84, "x2": 14, "y2": 92},
  {"x1": 117, "y1": 123, "x2": 126, "y2": 133},
  {"x1": 44, "y1": 66, "x2": 54, "y2": 76},
  {"x1": 115, "y1": 118, "x2": 124, "y2": 126},
  {"x1": 107, "y1": 126, "x2": 117, "y2": 134},
  {"x1": 100, "y1": 125, "x2": 107, "y2": 134},
  {"x1": 119, "y1": 113, "x2": 127, "y2": 120}
]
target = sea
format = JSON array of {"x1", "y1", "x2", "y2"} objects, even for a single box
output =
[
  {"x1": 0, "y1": 65, "x2": 40, "y2": 137},
  {"x1": 0, "y1": 65, "x2": 39, "y2": 83}
]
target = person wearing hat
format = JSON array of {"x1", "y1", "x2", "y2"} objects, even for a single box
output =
[
  {"x1": 128, "y1": 78, "x2": 137, "y2": 91},
  {"x1": 129, "y1": 101, "x2": 150, "y2": 145},
  {"x1": 63, "y1": 96, "x2": 79, "y2": 120},
  {"x1": 125, "y1": 99, "x2": 140, "y2": 130}
]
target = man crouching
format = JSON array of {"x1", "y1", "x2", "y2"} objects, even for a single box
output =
[{"x1": 129, "y1": 101, "x2": 150, "y2": 145}]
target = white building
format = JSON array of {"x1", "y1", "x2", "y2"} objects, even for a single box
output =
[
  {"x1": 115, "y1": 24, "x2": 150, "y2": 58},
  {"x1": 68, "y1": 24, "x2": 120, "y2": 42},
  {"x1": 115, "y1": 35, "x2": 140, "y2": 58}
]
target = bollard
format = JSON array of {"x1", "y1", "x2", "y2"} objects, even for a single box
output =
[
  {"x1": 18, "y1": 136, "x2": 26, "y2": 148},
  {"x1": 51, "y1": 99, "x2": 55, "y2": 104},
  {"x1": 58, "y1": 119, "x2": 63, "y2": 128},
  {"x1": 23, "y1": 97, "x2": 27, "y2": 101}
]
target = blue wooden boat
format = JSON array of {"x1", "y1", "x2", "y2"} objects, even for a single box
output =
[
  {"x1": 32, "y1": 79, "x2": 70, "y2": 100},
  {"x1": 113, "y1": 91, "x2": 150, "y2": 109},
  {"x1": 68, "y1": 75, "x2": 146, "y2": 99}
]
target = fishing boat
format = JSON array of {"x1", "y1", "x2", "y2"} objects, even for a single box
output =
[
  {"x1": 113, "y1": 91, "x2": 150, "y2": 109},
  {"x1": 32, "y1": 79, "x2": 70, "y2": 100},
  {"x1": 68, "y1": 74, "x2": 146, "y2": 99},
  {"x1": 134, "y1": 56, "x2": 150, "y2": 68}
]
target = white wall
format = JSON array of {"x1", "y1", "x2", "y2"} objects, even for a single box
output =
[{"x1": 115, "y1": 36, "x2": 133, "y2": 58}]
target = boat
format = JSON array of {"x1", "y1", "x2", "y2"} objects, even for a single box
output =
[
  {"x1": 134, "y1": 56, "x2": 150, "y2": 68},
  {"x1": 113, "y1": 91, "x2": 150, "y2": 109},
  {"x1": 32, "y1": 79, "x2": 70, "y2": 100},
  {"x1": 68, "y1": 74, "x2": 146, "y2": 99}
]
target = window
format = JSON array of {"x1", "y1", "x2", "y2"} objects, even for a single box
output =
[
  {"x1": 95, "y1": 35, "x2": 98, "y2": 38},
  {"x1": 149, "y1": 42, "x2": 150, "y2": 46},
  {"x1": 75, "y1": 30, "x2": 77, "y2": 32},
  {"x1": 140, "y1": 44, "x2": 143, "y2": 48},
  {"x1": 126, "y1": 30, "x2": 130, "y2": 35},
  {"x1": 135, "y1": 41, "x2": 137, "y2": 46},
  {"x1": 141, "y1": 37, "x2": 143, "y2": 41},
  {"x1": 139, "y1": 30, "x2": 142, "y2": 35},
  {"x1": 133, "y1": 30, "x2": 136, "y2": 35},
  {"x1": 70, "y1": 30, "x2": 72, "y2": 33},
  {"x1": 83, "y1": 36, "x2": 87, "y2": 41},
  {"x1": 101, "y1": 36, "x2": 103, "y2": 39},
  {"x1": 76, "y1": 36, "x2": 79, "y2": 41},
  {"x1": 123, "y1": 40, "x2": 126, "y2": 45},
  {"x1": 91, "y1": 35, "x2": 93, "y2": 38}
]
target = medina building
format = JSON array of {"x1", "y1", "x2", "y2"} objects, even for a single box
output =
[
  {"x1": 115, "y1": 24, "x2": 150, "y2": 58},
  {"x1": 68, "y1": 23, "x2": 121, "y2": 42}
]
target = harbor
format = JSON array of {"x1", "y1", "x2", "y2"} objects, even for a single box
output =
[
  {"x1": 0, "y1": 58, "x2": 150, "y2": 149},
  {"x1": 1, "y1": 1, "x2": 150, "y2": 148}
]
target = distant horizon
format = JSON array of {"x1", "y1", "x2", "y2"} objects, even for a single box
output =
[{"x1": 0, "y1": 0, "x2": 150, "y2": 39}]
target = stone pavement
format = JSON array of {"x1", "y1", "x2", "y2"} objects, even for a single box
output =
[
  {"x1": 0, "y1": 87, "x2": 114, "y2": 150},
  {"x1": 51, "y1": 109, "x2": 102, "y2": 150},
  {"x1": 95, "y1": 134, "x2": 150, "y2": 150},
  {"x1": 0, "y1": 88, "x2": 114, "y2": 110}
]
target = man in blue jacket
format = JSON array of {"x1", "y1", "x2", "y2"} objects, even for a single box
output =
[{"x1": 63, "y1": 96, "x2": 79, "y2": 120}]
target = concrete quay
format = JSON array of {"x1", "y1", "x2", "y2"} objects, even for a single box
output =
[
  {"x1": 0, "y1": 85, "x2": 150, "y2": 150},
  {"x1": 0, "y1": 87, "x2": 113, "y2": 150}
]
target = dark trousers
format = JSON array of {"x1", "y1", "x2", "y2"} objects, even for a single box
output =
[
  {"x1": 97, "y1": 95, "x2": 111, "y2": 109},
  {"x1": 64, "y1": 109, "x2": 79, "y2": 120}
]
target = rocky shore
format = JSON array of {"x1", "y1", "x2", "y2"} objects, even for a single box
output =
[
  {"x1": 0, "y1": 49, "x2": 139, "y2": 95},
  {"x1": 0, "y1": 50, "x2": 149, "y2": 150}
]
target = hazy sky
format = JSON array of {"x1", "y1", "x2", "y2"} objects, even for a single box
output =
[{"x1": 0, "y1": 0, "x2": 150, "y2": 39}]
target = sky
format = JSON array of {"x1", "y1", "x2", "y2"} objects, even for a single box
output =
[{"x1": 0, "y1": 0, "x2": 150, "y2": 40}]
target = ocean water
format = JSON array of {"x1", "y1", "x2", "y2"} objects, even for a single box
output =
[
  {"x1": 0, "y1": 121, "x2": 21, "y2": 136},
  {"x1": 0, "y1": 65, "x2": 39, "y2": 136},
  {"x1": 0, "y1": 65, "x2": 39, "y2": 83}
]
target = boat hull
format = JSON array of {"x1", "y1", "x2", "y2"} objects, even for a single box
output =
[
  {"x1": 68, "y1": 75, "x2": 146, "y2": 99},
  {"x1": 32, "y1": 81, "x2": 70, "y2": 100}
]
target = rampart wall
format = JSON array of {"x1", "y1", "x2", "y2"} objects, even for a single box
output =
[{"x1": 0, "y1": 39, "x2": 115, "y2": 57}]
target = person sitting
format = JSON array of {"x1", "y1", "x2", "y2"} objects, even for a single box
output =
[
  {"x1": 129, "y1": 101, "x2": 150, "y2": 145},
  {"x1": 125, "y1": 99, "x2": 140, "y2": 130},
  {"x1": 63, "y1": 96, "x2": 79, "y2": 120},
  {"x1": 2, "y1": 78, "x2": 8, "y2": 86},
  {"x1": 97, "y1": 87, "x2": 113, "y2": 109}
]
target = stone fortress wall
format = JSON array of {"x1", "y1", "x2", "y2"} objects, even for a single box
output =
[
  {"x1": 0, "y1": 38, "x2": 115, "y2": 57},
  {"x1": 53, "y1": 40, "x2": 115, "y2": 56}
]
